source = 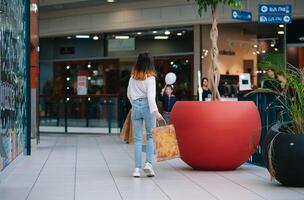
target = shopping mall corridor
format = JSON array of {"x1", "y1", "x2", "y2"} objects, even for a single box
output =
[{"x1": 0, "y1": 134, "x2": 303, "y2": 200}]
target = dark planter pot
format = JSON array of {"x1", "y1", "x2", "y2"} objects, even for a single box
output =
[{"x1": 262, "y1": 122, "x2": 304, "y2": 187}]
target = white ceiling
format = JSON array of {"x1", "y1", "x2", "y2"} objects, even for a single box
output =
[{"x1": 39, "y1": 0, "x2": 150, "y2": 11}]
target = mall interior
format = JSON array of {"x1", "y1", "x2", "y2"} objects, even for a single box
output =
[{"x1": 0, "y1": 0, "x2": 304, "y2": 199}]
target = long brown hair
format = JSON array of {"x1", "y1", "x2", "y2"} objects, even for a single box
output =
[{"x1": 132, "y1": 53, "x2": 156, "y2": 80}]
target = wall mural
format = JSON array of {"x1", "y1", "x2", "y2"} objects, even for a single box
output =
[{"x1": 0, "y1": 0, "x2": 28, "y2": 171}]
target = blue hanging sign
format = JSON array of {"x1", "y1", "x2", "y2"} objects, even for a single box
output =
[
  {"x1": 258, "y1": 4, "x2": 292, "y2": 24},
  {"x1": 232, "y1": 9, "x2": 252, "y2": 21}
]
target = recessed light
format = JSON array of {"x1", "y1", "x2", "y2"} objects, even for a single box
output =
[
  {"x1": 274, "y1": 48, "x2": 278, "y2": 51},
  {"x1": 253, "y1": 44, "x2": 258, "y2": 48},
  {"x1": 67, "y1": 36, "x2": 72, "y2": 39},
  {"x1": 185, "y1": 60, "x2": 189, "y2": 63},
  {"x1": 253, "y1": 52, "x2": 256, "y2": 55},
  {"x1": 88, "y1": 98, "x2": 91, "y2": 101},
  {"x1": 256, "y1": 51, "x2": 260, "y2": 54},
  {"x1": 66, "y1": 77, "x2": 70, "y2": 81},
  {"x1": 66, "y1": 98, "x2": 70, "y2": 101},
  {"x1": 152, "y1": 31, "x2": 158, "y2": 34},
  {"x1": 137, "y1": 32, "x2": 142, "y2": 35},
  {"x1": 107, "y1": 0, "x2": 115, "y2": 2},
  {"x1": 88, "y1": 77, "x2": 91, "y2": 80},
  {"x1": 170, "y1": 61, "x2": 174, "y2": 65},
  {"x1": 164, "y1": 31, "x2": 170, "y2": 35},
  {"x1": 279, "y1": 24, "x2": 285, "y2": 28},
  {"x1": 66, "y1": 65, "x2": 70, "y2": 69},
  {"x1": 88, "y1": 63, "x2": 91, "y2": 68},
  {"x1": 278, "y1": 31, "x2": 285, "y2": 35},
  {"x1": 262, "y1": 50, "x2": 266, "y2": 54},
  {"x1": 154, "y1": 36, "x2": 169, "y2": 40},
  {"x1": 76, "y1": 35, "x2": 90, "y2": 39},
  {"x1": 67, "y1": 87, "x2": 70, "y2": 90},
  {"x1": 93, "y1": 36, "x2": 99, "y2": 40},
  {"x1": 270, "y1": 43, "x2": 275, "y2": 47},
  {"x1": 115, "y1": 36, "x2": 129, "y2": 39},
  {"x1": 177, "y1": 33, "x2": 182, "y2": 36}
]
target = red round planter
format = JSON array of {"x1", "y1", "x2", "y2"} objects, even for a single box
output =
[{"x1": 170, "y1": 101, "x2": 261, "y2": 170}]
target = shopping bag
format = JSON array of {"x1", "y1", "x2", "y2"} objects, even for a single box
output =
[
  {"x1": 120, "y1": 110, "x2": 147, "y2": 144},
  {"x1": 152, "y1": 123, "x2": 180, "y2": 161}
]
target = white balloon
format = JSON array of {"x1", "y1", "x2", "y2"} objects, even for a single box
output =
[{"x1": 165, "y1": 72, "x2": 176, "y2": 85}]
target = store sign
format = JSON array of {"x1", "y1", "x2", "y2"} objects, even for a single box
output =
[
  {"x1": 108, "y1": 38, "x2": 135, "y2": 52},
  {"x1": 77, "y1": 76, "x2": 87, "y2": 95},
  {"x1": 232, "y1": 10, "x2": 252, "y2": 21},
  {"x1": 219, "y1": 50, "x2": 236, "y2": 56},
  {"x1": 258, "y1": 4, "x2": 292, "y2": 24}
]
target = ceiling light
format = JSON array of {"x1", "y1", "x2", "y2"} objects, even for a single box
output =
[
  {"x1": 88, "y1": 98, "x2": 91, "y2": 101},
  {"x1": 256, "y1": 51, "x2": 260, "y2": 55},
  {"x1": 66, "y1": 98, "x2": 70, "y2": 101},
  {"x1": 93, "y1": 36, "x2": 99, "y2": 40},
  {"x1": 253, "y1": 44, "x2": 258, "y2": 48},
  {"x1": 67, "y1": 87, "x2": 70, "y2": 90},
  {"x1": 170, "y1": 61, "x2": 174, "y2": 65},
  {"x1": 137, "y1": 32, "x2": 142, "y2": 35},
  {"x1": 152, "y1": 31, "x2": 158, "y2": 34},
  {"x1": 177, "y1": 33, "x2": 182, "y2": 36},
  {"x1": 201, "y1": 56, "x2": 205, "y2": 59},
  {"x1": 278, "y1": 31, "x2": 285, "y2": 35},
  {"x1": 164, "y1": 31, "x2": 170, "y2": 35},
  {"x1": 185, "y1": 60, "x2": 189, "y2": 63},
  {"x1": 270, "y1": 43, "x2": 275, "y2": 47},
  {"x1": 274, "y1": 48, "x2": 278, "y2": 51},
  {"x1": 115, "y1": 36, "x2": 129, "y2": 39},
  {"x1": 299, "y1": 37, "x2": 304, "y2": 41},
  {"x1": 253, "y1": 52, "x2": 256, "y2": 55},
  {"x1": 262, "y1": 50, "x2": 266, "y2": 54},
  {"x1": 88, "y1": 77, "x2": 91, "y2": 80},
  {"x1": 67, "y1": 36, "x2": 72, "y2": 39},
  {"x1": 154, "y1": 36, "x2": 168, "y2": 40},
  {"x1": 76, "y1": 35, "x2": 90, "y2": 39},
  {"x1": 279, "y1": 24, "x2": 285, "y2": 28},
  {"x1": 107, "y1": 0, "x2": 115, "y2": 2},
  {"x1": 66, "y1": 65, "x2": 70, "y2": 69},
  {"x1": 87, "y1": 63, "x2": 91, "y2": 68},
  {"x1": 66, "y1": 77, "x2": 70, "y2": 81}
]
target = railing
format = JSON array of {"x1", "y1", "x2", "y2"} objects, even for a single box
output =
[
  {"x1": 239, "y1": 92, "x2": 288, "y2": 166},
  {"x1": 39, "y1": 94, "x2": 121, "y2": 134}
]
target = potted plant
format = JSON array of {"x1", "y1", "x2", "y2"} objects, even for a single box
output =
[
  {"x1": 170, "y1": 0, "x2": 261, "y2": 170},
  {"x1": 257, "y1": 65, "x2": 304, "y2": 187}
]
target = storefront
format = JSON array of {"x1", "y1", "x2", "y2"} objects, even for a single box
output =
[{"x1": 39, "y1": 27, "x2": 194, "y2": 133}]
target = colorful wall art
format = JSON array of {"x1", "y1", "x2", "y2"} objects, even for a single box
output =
[{"x1": 0, "y1": 0, "x2": 28, "y2": 172}]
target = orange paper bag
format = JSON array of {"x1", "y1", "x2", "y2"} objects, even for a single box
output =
[{"x1": 152, "y1": 124, "x2": 180, "y2": 161}]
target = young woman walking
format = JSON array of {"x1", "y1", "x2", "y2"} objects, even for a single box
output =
[{"x1": 127, "y1": 53, "x2": 163, "y2": 178}]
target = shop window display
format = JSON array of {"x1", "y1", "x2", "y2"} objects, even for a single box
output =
[{"x1": 0, "y1": 0, "x2": 28, "y2": 171}]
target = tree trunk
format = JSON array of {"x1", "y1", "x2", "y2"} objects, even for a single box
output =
[{"x1": 210, "y1": 4, "x2": 221, "y2": 101}]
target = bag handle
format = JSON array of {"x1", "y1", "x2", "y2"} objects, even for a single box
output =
[{"x1": 156, "y1": 118, "x2": 167, "y2": 127}]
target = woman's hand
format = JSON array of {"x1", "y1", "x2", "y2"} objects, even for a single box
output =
[{"x1": 154, "y1": 111, "x2": 164, "y2": 122}]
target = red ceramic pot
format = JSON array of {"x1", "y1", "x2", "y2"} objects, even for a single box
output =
[{"x1": 170, "y1": 101, "x2": 261, "y2": 170}]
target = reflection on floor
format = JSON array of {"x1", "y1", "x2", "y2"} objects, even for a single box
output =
[{"x1": 0, "y1": 134, "x2": 303, "y2": 200}]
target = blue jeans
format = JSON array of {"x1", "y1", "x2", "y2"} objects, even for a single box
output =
[{"x1": 131, "y1": 98, "x2": 156, "y2": 168}]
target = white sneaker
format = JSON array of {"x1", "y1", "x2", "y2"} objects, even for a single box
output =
[
  {"x1": 132, "y1": 168, "x2": 141, "y2": 178},
  {"x1": 143, "y1": 162, "x2": 155, "y2": 177}
]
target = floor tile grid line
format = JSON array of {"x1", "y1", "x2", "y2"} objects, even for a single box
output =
[
  {"x1": 118, "y1": 140, "x2": 172, "y2": 200},
  {"x1": 214, "y1": 171, "x2": 268, "y2": 200},
  {"x1": 241, "y1": 166, "x2": 304, "y2": 197},
  {"x1": 25, "y1": 136, "x2": 60, "y2": 200},
  {"x1": 164, "y1": 160, "x2": 220, "y2": 200},
  {"x1": 94, "y1": 138, "x2": 124, "y2": 200},
  {"x1": 73, "y1": 136, "x2": 79, "y2": 200}
]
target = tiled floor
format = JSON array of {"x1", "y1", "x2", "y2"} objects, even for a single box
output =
[{"x1": 0, "y1": 134, "x2": 303, "y2": 200}]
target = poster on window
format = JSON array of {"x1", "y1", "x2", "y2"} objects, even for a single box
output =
[{"x1": 77, "y1": 76, "x2": 87, "y2": 95}]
